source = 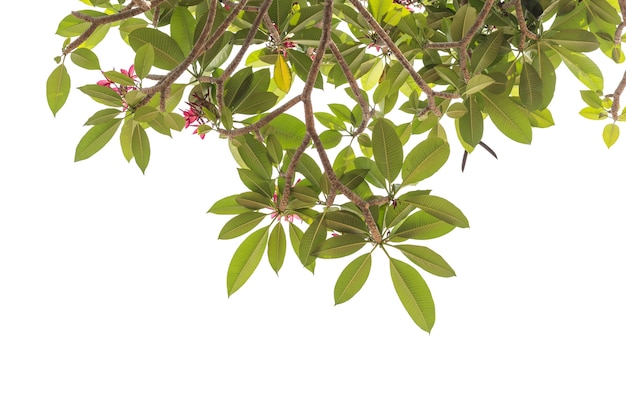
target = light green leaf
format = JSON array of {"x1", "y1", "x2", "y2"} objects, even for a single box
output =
[
  {"x1": 389, "y1": 257, "x2": 435, "y2": 333},
  {"x1": 70, "y1": 48, "x2": 101, "y2": 70},
  {"x1": 361, "y1": 59, "x2": 385, "y2": 91},
  {"x1": 543, "y1": 29, "x2": 600, "y2": 52},
  {"x1": 334, "y1": 253, "x2": 372, "y2": 305},
  {"x1": 603, "y1": 123, "x2": 619, "y2": 148},
  {"x1": 372, "y1": 118, "x2": 403, "y2": 182},
  {"x1": 219, "y1": 212, "x2": 267, "y2": 240},
  {"x1": 579, "y1": 107, "x2": 608, "y2": 120},
  {"x1": 471, "y1": 31, "x2": 503, "y2": 74},
  {"x1": 227, "y1": 226, "x2": 270, "y2": 296},
  {"x1": 401, "y1": 137, "x2": 450, "y2": 186},
  {"x1": 74, "y1": 119, "x2": 122, "y2": 162},
  {"x1": 550, "y1": 45, "x2": 604, "y2": 91},
  {"x1": 119, "y1": 119, "x2": 134, "y2": 162},
  {"x1": 134, "y1": 43, "x2": 154, "y2": 79},
  {"x1": 324, "y1": 211, "x2": 368, "y2": 235},
  {"x1": 47, "y1": 64, "x2": 71, "y2": 116},
  {"x1": 394, "y1": 244, "x2": 456, "y2": 277},
  {"x1": 268, "y1": 222, "x2": 287, "y2": 274},
  {"x1": 131, "y1": 124, "x2": 150, "y2": 174},
  {"x1": 133, "y1": 106, "x2": 161, "y2": 122}
]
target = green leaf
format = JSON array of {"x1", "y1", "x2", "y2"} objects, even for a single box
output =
[
  {"x1": 133, "y1": 106, "x2": 161, "y2": 122},
  {"x1": 298, "y1": 216, "x2": 327, "y2": 266},
  {"x1": 579, "y1": 107, "x2": 608, "y2": 120},
  {"x1": 102, "y1": 70, "x2": 136, "y2": 86},
  {"x1": 84, "y1": 108, "x2": 121, "y2": 125},
  {"x1": 450, "y1": 4, "x2": 477, "y2": 42},
  {"x1": 128, "y1": 28, "x2": 185, "y2": 70},
  {"x1": 369, "y1": 0, "x2": 393, "y2": 21},
  {"x1": 209, "y1": 194, "x2": 254, "y2": 214},
  {"x1": 313, "y1": 234, "x2": 367, "y2": 259},
  {"x1": 78, "y1": 84, "x2": 123, "y2": 107},
  {"x1": 324, "y1": 210, "x2": 368, "y2": 235},
  {"x1": 481, "y1": 92, "x2": 532, "y2": 144},
  {"x1": 120, "y1": 119, "x2": 134, "y2": 162},
  {"x1": 456, "y1": 97, "x2": 483, "y2": 149},
  {"x1": 520, "y1": 61, "x2": 543, "y2": 112},
  {"x1": 402, "y1": 194, "x2": 469, "y2": 228},
  {"x1": 70, "y1": 48, "x2": 101, "y2": 70},
  {"x1": 543, "y1": 29, "x2": 600, "y2": 52},
  {"x1": 237, "y1": 168, "x2": 274, "y2": 198},
  {"x1": 334, "y1": 253, "x2": 372, "y2": 305},
  {"x1": 532, "y1": 50, "x2": 556, "y2": 109},
  {"x1": 550, "y1": 45, "x2": 604, "y2": 91},
  {"x1": 74, "y1": 119, "x2": 122, "y2": 162},
  {"x1": 580, "y1": 90, "x2": 604, "y2": 109},
  {"x1": 464, "y1": 74, "x2": 495, "y2": 96},
  {"x1": 227, "y1": 226, "x2": 270, "y2": 296},
  {"x1": 603, "y1": 123, "x2": 619, "y2": 148},
  {"x1": 47, "y1": 64, "x2": 71, "y2": 116},
  {"x1": 392, "y1": 211, "x2": 455, "y2": 240},
  {"x1": 394, "y1": 244, "x2": 456, "y2": 277},
  {"x1": 236, "y1": 192, "x2": 272, "y2": 211},
  {"x1": 238, "y1": 136, "x2": 272, "y2": 179},
  {"x1": 131, "y1": 124, "x2": 150, "y2": 174},
  {"x1": 274, "y1": 54, "x2": 292, "y2": 93},
  {"x1": 389, "y1": 257, "x2": 435, "y2": 332},
  {"x1": 268, "y1": 222, "x2": 287, "y2": 274},
  {"x1": 361, "y1": 58, "x2": 385, "y2": 91},
  {"x1": 266, "y1": 113, "x2": 307, "y2": 149},
  {"x1": 134, "y1": 43, "x2": 155, "y2": 79},
  {"x1": 471, "y1": 31, "x2": 503, "y2": 74},
  {"x1": 372, "y1": 118, "x2": 403, "y2": 182},
  {"x1": 401, "y1": 137, "x2": 450, "y2": 186},
  {"x1": 170, "y1": 6, "x2": 196, "y2": 55},
  {"x1": 219, "y1": 212, "x2": 267, "y2": 240}
]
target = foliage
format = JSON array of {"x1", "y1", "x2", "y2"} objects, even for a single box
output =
[{"x1": 48, "y1": 0, "x2": 626, "y2": 332}]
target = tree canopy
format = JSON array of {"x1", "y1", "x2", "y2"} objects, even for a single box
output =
[{"x1": 48, "y1": 0, "x2": 626, "y2": 332}]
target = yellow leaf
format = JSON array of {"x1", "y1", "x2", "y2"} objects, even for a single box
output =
[{"x1": 274, "y1": 54, "x2": 292, "y2": 93}]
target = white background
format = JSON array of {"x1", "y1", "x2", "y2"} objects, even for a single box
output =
[{"x1": 1, "y1": 1, "x2": 625, "y2": 415}]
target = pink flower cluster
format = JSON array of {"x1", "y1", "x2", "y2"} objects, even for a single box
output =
[
  {"x1": 270, "y1": 187, "x2": 301, "y2": 223},
  {"x1": 180, "y1": 99, "x2": 208, "y2": 139}
]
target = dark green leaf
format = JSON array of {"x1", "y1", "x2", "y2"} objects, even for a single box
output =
[
  {"x1": 372, "y1": 118, "x2": 403, "y2": 182},
  {"x1": 313, "y1": 234, "x2": 367, "y2": 259}
]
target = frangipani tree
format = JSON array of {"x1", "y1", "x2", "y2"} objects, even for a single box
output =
[{"x1": 47, "y1": 0, "x2": 626, "y2": 332}]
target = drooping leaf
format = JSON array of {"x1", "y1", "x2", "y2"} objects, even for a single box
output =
[
  {"x1": 268, "y1": 222, "x2": 287, "y2": 274},
  {"x1": 78, "y1": 85, "x2": 123, "y2": 107},
  {"x1": 334, "y1": 253, "x2": 372, "y2": 305},
  {"x1": 450, "y1": 4, "x2": 477, "y2": 42},
  {"x1": 519, "y1": 61, "x2": 543, "y2": 112},
  {"x1": 456, "y1": 97, "x2": 483, "y2": 149},
  {"x1": 389, "y1": 257, "x2": 435, "y2": 332},
  {"x1": 131, "y1": 123, "x2": 150, "y2": 174},
  {"x1": 603, "y1": 123, "x2": 619, "y2": 148},
  {"x1": 298, "y1": 216, "x2": 327, "y2": 266},
  {"x1": 47, "y1": 64, "x2": 71, "y2": 116},
  {"x1": 170, "y1": 6, "x2": 196, "y2": 55},
  {"x1": 274, "y1": 54, "x2": 292, "y2": 93},
  {"x1": 227, "y1": 226, "x2": 270, "y2": 296}
]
